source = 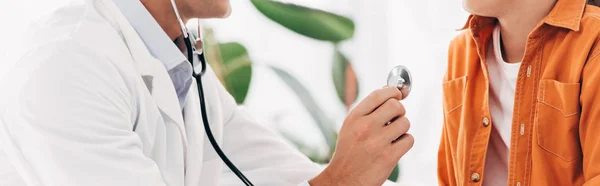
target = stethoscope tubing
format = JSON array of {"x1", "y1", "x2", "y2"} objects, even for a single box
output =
[{"x1": 184, "y1": 35, "x2": 254, "y2": 186}]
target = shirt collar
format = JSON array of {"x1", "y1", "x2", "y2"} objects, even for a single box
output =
[
  {"x1": 543, "y1": 0, "x2": 587, "y2": 31},
  {"x1": 112, "y1": 0, "x2": 188, "y2": 71},
  {"x1": 459, "y1": 0, "x2": 587, "y2": 32}
]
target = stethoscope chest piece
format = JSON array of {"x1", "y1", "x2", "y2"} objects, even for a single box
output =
[{"x1": 387, "y1": 65, "x2": 412, "y2": 99}]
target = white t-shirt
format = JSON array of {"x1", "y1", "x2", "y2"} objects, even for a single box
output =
[{"x1": 483, "y1": 25, "x2": 521, "y2": 185}]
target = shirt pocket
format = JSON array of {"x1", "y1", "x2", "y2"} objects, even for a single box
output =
[
  {"x1": 443, "y1": 76, "x2": 467, "y2": 125},
  {"x1": 536, "y1": 79, "x2": 582, "y2": 161}
]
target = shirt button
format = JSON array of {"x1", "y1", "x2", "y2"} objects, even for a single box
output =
[
  {"x1": 483, "y1": 117, "x2": 490, "y2": 127},
  {"x1": 471, "y1": 172, "x2": 481, "y2": 182}
]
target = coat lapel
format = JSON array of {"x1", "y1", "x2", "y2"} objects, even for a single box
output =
[
  {"x1": 98, "y1": 0, "x2": 188, "y2": 149},
  {"x1": 182, "y1": 78, "x2": 207, "y2": 185}
]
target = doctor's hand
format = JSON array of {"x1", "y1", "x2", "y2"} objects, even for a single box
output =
[{"x1": 309, "y1": 87, "x2": 414, "y2": 186}]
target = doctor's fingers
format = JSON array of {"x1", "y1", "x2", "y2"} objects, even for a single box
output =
[
  {"x1": 390, "y1": 133, "x2": 414, "y2": 160},
  {"x1": 379, "y1": 116, "x2": 410, "y2": 143},
  {"x1": 351, "y1": 87, "x2": 403, "y2": 116},
  {"x1": 367, "y1": 98, "x2": 406, "y2": 127}
]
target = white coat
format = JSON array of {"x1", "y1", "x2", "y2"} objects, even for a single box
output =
[{"x1": 0, "y1": 0, "x2": 321, "y2": 185}]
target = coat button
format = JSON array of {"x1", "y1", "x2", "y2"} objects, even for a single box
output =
[
  {"x1": 483, "y1": 117, "x2": 490, "y2": 127},
  {"x1": 471, "y1": 172, "x2": 481, "y2": 182}
]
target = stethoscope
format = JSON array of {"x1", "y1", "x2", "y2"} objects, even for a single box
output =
[
  {"x1": 169, "y1": 1, "x2": 412, "y2": 186},
  {"x1": 168, "y1": 0, "x2": 255, "y2": 185}
]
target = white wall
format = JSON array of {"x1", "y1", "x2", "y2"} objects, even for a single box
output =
[{"x1": 387, "y1": 0, "x2": 468, "y2": 185}]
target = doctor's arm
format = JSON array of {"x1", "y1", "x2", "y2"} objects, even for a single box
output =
[
  {"x1": 219, "y1": 106, "x2": 322, "y2": 185},
  {"x1": 0, "y1": 43, "x2": 167, "y2": 186},
  {"x1": 209, "y1": 69, "x2": 414, "y2": 185}
]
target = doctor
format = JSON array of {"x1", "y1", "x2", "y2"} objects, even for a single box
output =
[{"x1": 0, "y1": 0, "x2": 414, "y2": 185}]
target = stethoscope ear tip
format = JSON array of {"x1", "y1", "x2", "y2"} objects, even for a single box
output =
[{"x1": 387, "y1": 65, "x2": 412, "y2": 99}]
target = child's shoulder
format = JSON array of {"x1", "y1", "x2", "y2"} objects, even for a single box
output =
[
  {"x1": 447, "y1": 30, "x2": 478, "y2": 65},
  {"x1": 582, "y1": 5, "x2": 600, "y2": 54},
  {"x1": 584, "y1": 4, "x2": 600, "y2": 17},
  {"x1": 582, "y1": 5, "x2": 600, "y2": 29},
  {"x1": 448, "y1": 31, "x2": 472, "y2": 53},
  {"x1": 445, "y1": 31, "x2": 477, "y2": 80}
]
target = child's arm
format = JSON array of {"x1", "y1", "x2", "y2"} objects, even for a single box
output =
[
  {"x1": 579, "y1": 36, "x2": 600, "y2": 185},
  {"x1": 438, "y1": 119, "x2": 457, "y2": 185}
]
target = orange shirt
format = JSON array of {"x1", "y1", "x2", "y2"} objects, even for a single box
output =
[{"x1": 438, "y1": 0, "x2": 600, "y2": 185}]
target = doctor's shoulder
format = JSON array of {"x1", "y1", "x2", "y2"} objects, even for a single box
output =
[
  {"x1": 0, "y1": 2, "x2": 140, "y2": 106},
  {"x1": 2, "y1": 0, "x2": 138, "y2": 82}
]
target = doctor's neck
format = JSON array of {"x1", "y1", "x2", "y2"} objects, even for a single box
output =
[
  {"x1": 141, "y1": 0, "x2": 186, "y2": 40},
  {"x1": 140, "y1": 0, "x2": 232, "y2": 40},
  {"x1": 493, "y1": 0, "x2": 556, "y2": 63}
]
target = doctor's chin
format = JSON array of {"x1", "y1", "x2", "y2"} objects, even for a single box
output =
[{"x1": 2, "y1": 0, "x2": 600, "y2": 185}]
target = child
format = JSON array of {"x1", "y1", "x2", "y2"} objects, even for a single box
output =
[{"x1": 438, "y1": 0, "x2": 600, "y2": 185}]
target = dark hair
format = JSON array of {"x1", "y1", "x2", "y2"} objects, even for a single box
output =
[{"x1": 591, "y1": 0, "x2": 599, "y2": 6}]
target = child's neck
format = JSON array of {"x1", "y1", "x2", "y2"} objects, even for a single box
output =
[{"x1": 496, "y1": 0, "x2": 556, "y2": 63}]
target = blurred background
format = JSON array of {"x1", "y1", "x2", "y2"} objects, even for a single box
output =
[
  {"x1": 1, "y1": 0, "x2": 469, "y2": 185},
  {"x1": 195, "y1": 1, "x2": 468, "y2": 185}
]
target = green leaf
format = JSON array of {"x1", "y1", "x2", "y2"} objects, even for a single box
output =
[
  {"x1": 219, "y1": 43, "x2": 249, "y2": 65},
  {"x1": 185, "y1": 25, "x2": 253, "y2": 104},
  {"x1": 388, "y1": 164, "x2": 400, "y2": 182},
  {"x1": 250, "y1": 0, "x2": 355, "y2": 42},
  {"x1": 196, "y1": 27, "x2": 228, "y2": 85},
  {"x1": 219, "y1": 43, "x2": 253, "y2": 104},
  {"x1": 332, "y1": 48, "x2": 359, "y2": 107},
  {"x1": 268, "y1": 65, "x2": 337, "y2": 149}
]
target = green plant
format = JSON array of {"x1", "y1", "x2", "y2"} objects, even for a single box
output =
[{"x1": 194, "y1": 27, "x2": 253, "y2": 104}]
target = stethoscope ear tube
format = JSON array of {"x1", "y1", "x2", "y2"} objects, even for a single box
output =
[
  {"x1": 183, "y1": 35, "x2": 206, "y2": 77},
  {"x1": 166, "y1": 0, "x2": 248, "y2": 181}
]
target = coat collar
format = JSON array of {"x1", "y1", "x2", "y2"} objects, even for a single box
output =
[
  {"x1": 111, "y1": 0, "x2": 188, "y2": 71},
  {"x1": 543, "y1": 0, "x2": 587, "y2": 31}
]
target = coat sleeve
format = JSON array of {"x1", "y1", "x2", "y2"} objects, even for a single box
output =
[
  {"x1": 0, "y1": 41, "x2": 167, "y2": 186},
  {"x1": 580, "y1": 39, "x2": 600, "y2": 186},
  {"x1": 202, "y1": 68, "x2": 321, "y2": 186},
  {"x1": 219, "y1": 106, "x2": 322, "y2": 186}
]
